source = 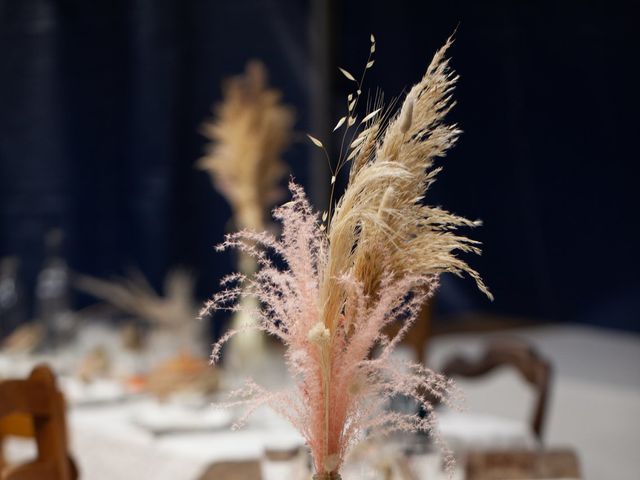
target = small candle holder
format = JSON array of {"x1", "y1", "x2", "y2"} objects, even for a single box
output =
[{"x1": 260, "y1": 443, "x2": 306, "y2": 480}]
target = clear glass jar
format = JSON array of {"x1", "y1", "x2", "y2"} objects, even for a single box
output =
[{"x1": 260, "y1": 443, "x2": 307, "y2": 480}]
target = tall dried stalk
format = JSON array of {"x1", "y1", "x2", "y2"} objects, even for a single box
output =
[
  {"x1": 198, "y1": 60, "x2": 295, "y2": 234},
  {"x1": 203, "y1": 36, "x2": 491, "y2": 477},
  {"x1": 199, "y1": 61, "x2": 295, "y2": 364}
]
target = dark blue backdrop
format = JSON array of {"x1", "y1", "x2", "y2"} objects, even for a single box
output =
[{"x1": 1, "y1": 0, "x2": 638, "y2": 332}]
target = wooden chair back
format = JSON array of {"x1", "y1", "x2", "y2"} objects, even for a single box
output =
[
  {"x1": 0, "y1": 364, "x2": 76, "y2": 480},
  {"x1": 440, "y1": 339, "x2": 552, "y2": 439},
  {"x1": 466, "y1": 449, "x2": 581, "y2": 479}
]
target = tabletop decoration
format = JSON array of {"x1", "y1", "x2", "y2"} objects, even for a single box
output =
[
  {"x1": 202, "y1": 35, "x2": 492, "y2": 479},
  {"x1": 76, "y1": 269, "x2": 217, "y2": 397},
  {"x1": 198, "y1": 60, "x2": 294, "y2": 235},
  {"x1": 199, "y1": 61, "x2": 295, "y2": 367},
  {"x1": 143, "y1": 353, "x2": 220, "y2": 399},
  {"x1": 76, "y1": 269, "x2": 203, "y2": 356},
  {"x1": 76, "y1": 269, "x2": 198, "y2": 338}
]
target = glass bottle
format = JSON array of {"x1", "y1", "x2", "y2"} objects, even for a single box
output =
[
  {"x1": 35, "y1": 229, "x2": 74, "y2": 349},
  {"x1": 0, "y1": 256, "x2": 26, "y2": 338}
]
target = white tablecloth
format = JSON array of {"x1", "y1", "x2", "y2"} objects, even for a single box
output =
[
  {"x1": 3, "y1": 323, "x2": 639, "y2": 479},
  {"x1": 68, "y1": 401, "x2": 300, "y2": 480}
]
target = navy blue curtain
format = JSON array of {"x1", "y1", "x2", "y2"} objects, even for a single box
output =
[
  {"x1": 339, "y1": 0, "x2": 639, "y2": 330},
  {"x1": 1, "y1": 0, "x2": 638, "y2": 331},
  {"x1": 0, "y1": 0, "x2": 310, "y2": 320}
]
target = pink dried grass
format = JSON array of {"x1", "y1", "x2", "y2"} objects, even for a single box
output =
[
  {"x1": 203, "y1": 184, "x2": 461, "y2": 474},
  {"x1": 202, "y1": 36, "x2": 490, "y2": 477}
]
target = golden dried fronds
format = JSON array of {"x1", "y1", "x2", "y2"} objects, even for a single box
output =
[
  {"x1": 320, "y1": 37, "x2": 492, "y2": 331},
  {"x1": 199, "y1": 61, "x2": 295, "y2": 232}
]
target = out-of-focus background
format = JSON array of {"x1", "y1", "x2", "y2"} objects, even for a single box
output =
[{"x1": 0, "y1": 1, "x2": 638, "y2": 480}]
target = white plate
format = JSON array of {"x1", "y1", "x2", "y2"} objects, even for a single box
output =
[
  {"x1": 61, "y1": 377, "x2": 126, "y2": 406},
  {"x1": 438, "y1": 411, "x2": 537, "y2": 450},
  {"x1": 131, "y1": 403, "x2": 233, "y2": 435}
]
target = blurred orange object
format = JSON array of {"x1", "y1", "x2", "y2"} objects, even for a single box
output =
[{"x1": 131, "y1": 353, "x2": 219, "y2": 399}]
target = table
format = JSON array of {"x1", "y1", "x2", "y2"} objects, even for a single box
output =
[
  {"x1": 3, "y1": 323, "x2": 637, "y2": 479},
  {"x1": 198, "y1": 450, "x2": 582, "y2": 480}
]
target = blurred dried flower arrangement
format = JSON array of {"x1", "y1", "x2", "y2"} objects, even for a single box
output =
[
  {"x1": 198, "y1": 61, "x2": 296, "y2": 367},
  {"x1": 76, "y1": 269, "x2": 197, "y2": 334},
  {"x1": 75, "y1": 269, "x2": 215, "y2": 395},
  {"x1": 198, "y1": 60, "x2": 294, "y2": 234},
  {"x1": 203, "y1": 35, "x2": 492, "y2": 479}
]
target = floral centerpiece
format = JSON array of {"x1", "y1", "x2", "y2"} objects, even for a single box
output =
[
  {"x1": 202, "y1": 36, "x2": 492, "y2": 479},
  {"x1": 199, "y1": 61, "x2": 295, "y2": 367}
]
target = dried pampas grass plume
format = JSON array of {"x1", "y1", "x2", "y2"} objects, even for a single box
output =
[
  {"x1": 320, "y1": 35, "x2": 492, "y2": 334},
  {"x1": 199, "y1": 62, "x2": 295, "y2": 366},
  {"x1": 198, "y1": 60, "x2": 295, "y2": 232},
  {"x1": 203, "y1": 34, "x2": 491, "y2": 478},
  {"x1": 76, "y1": 269, "x2": 197, "y2": 329}
]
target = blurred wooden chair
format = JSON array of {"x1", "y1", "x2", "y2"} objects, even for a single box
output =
[
  {"x1": 440, "y1": 339, "x2": 552, "y2": 440},
  {"x1": 466, "y1": 448, "x2": 581, "y2": 479},
  {"x1": 0, "y1": 364, "x2": 78, "y2": 480}
]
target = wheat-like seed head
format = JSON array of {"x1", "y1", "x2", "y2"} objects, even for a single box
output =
[{"x1": 320, "y1": 36, "x2": 492, "y2": 332}]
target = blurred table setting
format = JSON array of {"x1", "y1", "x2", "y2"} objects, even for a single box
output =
[
  {"x1": 0, "y1": 316, "x2": 298, "y2": 480},
  {"x1": 0, "y1": 248, "x2": 592, "y2": 480},
  {"x1": 0, "y1": 315, "x2": 586, "y2": 480}
]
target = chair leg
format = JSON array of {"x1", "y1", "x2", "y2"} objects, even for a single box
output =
[{"x1": 67, "y1": 454, "x2": 78, "y2": 480}]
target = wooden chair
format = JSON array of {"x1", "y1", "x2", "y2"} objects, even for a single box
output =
[
  {"x1": 440, "y1": 339, "x2": 552, "y2": 440},
  {"x1": 466, "y1": 449, "x2": 581, "y2": 479},
  {"x1": 0, "y1": 364, "x2": 77, "y2": 480}
]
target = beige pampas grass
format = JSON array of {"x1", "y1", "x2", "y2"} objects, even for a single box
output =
[
  {"x1": 75, "y1": 269, "x2": 197, "y2": 329},
  {"x1": 198, "y1": 61, "x2": 295, "y2": 367},
  {"x1": 319, "y1": 35, "x2": 492, "y2": 333},
  {"x1": 198, "y1": 60, "x2": 295, "y2": 233}
]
